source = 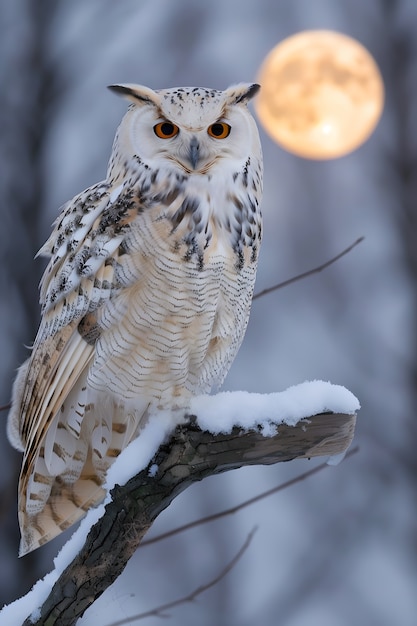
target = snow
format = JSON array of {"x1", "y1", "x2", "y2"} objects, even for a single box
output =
[
  {"x1": 0, "y1": 380, "x2": 359, "y2": 623},
  {"x1": 148, "y1": 463, "x2": 159, "y2": 477},
  {"x1": 191, "y1": 380, "x2": 359, "y2": 435}
]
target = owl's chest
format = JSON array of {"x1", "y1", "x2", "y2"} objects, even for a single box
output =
[
  {"x1": 125, "y1": 213, "x2": 234, "y2": 310},
  {"x1": 137, "y1": 177, "x2": 260, "y2": 271},
  {"x1": 90, "y1": 176, "x2": 260, "y2": 400},
  {"x1": 113, "y1": 202, "x2": 250, "y2": 339}
]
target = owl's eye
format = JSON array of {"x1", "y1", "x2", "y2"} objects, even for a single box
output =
[
  {"x1": 154, "y1": 121, "x2": 179, "y2": 139},
  {"x1": 208, "y1": 122, "x2": 231, "y2": 139}
]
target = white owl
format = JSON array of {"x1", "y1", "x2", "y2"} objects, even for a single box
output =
[{"x1": 7, "y1": 83, "x2": 263, "y2": 555}]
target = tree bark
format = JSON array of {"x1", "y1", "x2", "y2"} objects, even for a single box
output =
[{"x1": 23, "y1": 410, "x2": 356, "y2": 626}]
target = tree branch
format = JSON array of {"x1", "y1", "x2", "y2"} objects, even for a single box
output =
[
  {"x1": 107, "y1": 527, "x2": 257, "y2": 625},
  {"x1": 140, "y1": 445, "x2": 359, "y2": 547},
  {"x1": 23, "y1": 409, "x2": 356, "y2": 626},
  {"x1": 253, "y1": 236, "x2": 364, "y2": 300}
]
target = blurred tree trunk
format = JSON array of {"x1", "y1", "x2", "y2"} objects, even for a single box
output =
[
  {"x1": 0, "y1": 0, "x2": 60, "y2": 606},
  {"x1": 384, "y1": 0, "x2": 417, "y2": 473}
]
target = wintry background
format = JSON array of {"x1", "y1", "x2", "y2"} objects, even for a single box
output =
[{"x1": 1, "y1": 1, "x2": 416, "y2": 625}]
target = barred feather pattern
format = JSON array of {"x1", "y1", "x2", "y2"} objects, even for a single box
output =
[{"x1": 7, "y1": 82, "x2": 263, "y2": 555}]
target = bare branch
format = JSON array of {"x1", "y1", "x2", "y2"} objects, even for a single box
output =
[
  {"x1": 106, "y1": 527, "x2": 257, "y2": 625},
  {"x1": 23, "y1": 410, "x2": 357, "y2": 626},
  {"x1": 253, "y1": 236, "x2": 364, "y2": 300},
  {"x1": 0, "y1": 402, "x2": 11, "y2": 412},
  {"x1": 141, "y1": 445, "x2": 359, "y2": 547}
]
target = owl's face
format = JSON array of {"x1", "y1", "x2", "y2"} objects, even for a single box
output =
[{"x1": 109, "y1": 83, "x2": 261, "y2": 175}]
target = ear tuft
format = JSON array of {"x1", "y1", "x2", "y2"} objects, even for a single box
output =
[
  {"x1": 225, "y1": 83, "x2": 261, "y2": 105},
  {"x1": 107, "y1": 84, "x2": 160, "y2": 107}
]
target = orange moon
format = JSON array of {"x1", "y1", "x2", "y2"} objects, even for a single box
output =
[{"x1": 255, "y1": 30, "x2": 384, "y2": 159}]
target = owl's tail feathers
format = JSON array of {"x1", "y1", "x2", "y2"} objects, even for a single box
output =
[
  {"x1": 18, "y1": 460, "x2": 106, "y2": 557},
  {"x1": 19, "y1": 395, "x2": 148, "y2": 556},
  {"x1": 90, "y1": 396, "x2": 149, "y2": 480}
]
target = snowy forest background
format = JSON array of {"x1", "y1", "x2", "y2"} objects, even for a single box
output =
[{"x1": 0, "y1": 1, "x2": 416, "y2": 625}]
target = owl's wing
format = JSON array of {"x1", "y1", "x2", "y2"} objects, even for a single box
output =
[{"x1": 18, "y1": 180, "x2": 143, "y2": 486}]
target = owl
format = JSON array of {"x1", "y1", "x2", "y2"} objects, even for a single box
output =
[{"x1": 7, "y1": 83, "x2": 263, "y2": 556}]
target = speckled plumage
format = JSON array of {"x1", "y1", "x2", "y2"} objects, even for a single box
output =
[{"x1": 8, "y1": 83, "x2": 263, "y2": 555}]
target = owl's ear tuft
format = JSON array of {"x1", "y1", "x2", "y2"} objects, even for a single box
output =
[
  {"x1": 225, "y1": 83, "x2": 260, "y2": 105},
  {"x1": 108, "y1": 84, "x2": 161, "y2": 107}
]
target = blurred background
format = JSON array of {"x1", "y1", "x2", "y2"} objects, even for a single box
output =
[{"x1": 0, "y1": 1, "x2": 416, "y2": 624}]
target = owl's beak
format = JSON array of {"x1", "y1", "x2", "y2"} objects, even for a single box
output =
[{"x1": 188, "y1": 136, "x2": 200, "y2": 170}]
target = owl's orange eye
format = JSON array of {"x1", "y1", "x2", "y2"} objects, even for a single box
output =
[
  {"x1": 153, "y1": 121, "x2": 179, "y2": 139},
  {"x1": 207, "y1": 122, "x2": 231, "y2": 139}
]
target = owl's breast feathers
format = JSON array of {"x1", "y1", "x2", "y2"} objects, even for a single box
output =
[
  {"x1": 23, "y1": 155, "x2": 262, "y2": 416},
  {"x1": 10, "y1": 154, "x2": 262, "y2": 554},
  {"x1": 84, "y1": 155, "x2": 263, "y2": 400}
]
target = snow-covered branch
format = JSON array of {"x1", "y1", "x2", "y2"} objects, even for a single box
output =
[{"x1": 2, "y1": 381, "x2": 358, "y2": 626}]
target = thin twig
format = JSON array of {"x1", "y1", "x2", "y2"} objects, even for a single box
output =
[
  {"x1": 141, "y1": 446, "x2": 359, "y2": 547},
  {"x1": 0, "y1": 402, "x2": 10, "y2": 412},
  {"x1": 253, "y1": 236, "x2": 364, "y2": 300},
  {"x1": 106, "y1": 527, "x2": 258, "y2": 625}
]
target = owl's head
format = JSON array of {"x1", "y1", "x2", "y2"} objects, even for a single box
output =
[{"x1": 107, "y1": 83, "x2": 261, "y2": 176}]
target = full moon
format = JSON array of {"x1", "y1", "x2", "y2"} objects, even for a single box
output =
[{"x1": 255, "y1": 30, "x2": 384, "y2": 159}]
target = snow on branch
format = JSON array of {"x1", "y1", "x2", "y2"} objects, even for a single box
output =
[{"x1": 2, "y1": 381, "x2": 359, "y2": 626}]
